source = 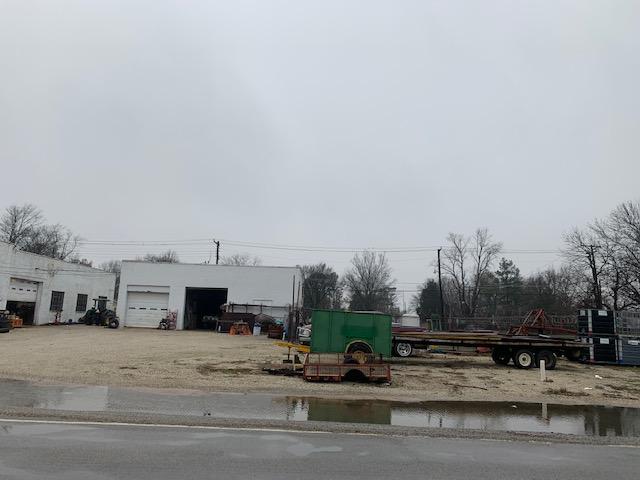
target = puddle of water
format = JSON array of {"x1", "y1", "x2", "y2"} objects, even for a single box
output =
[
  {"x1": 287, "y1": 398, "x2": 640, "y2": 437},
  {"x1": 1, "y1": 380, "x2": 638, "y2": 437}
]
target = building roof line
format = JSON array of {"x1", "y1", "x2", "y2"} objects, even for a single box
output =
[
  {"x1": 120, "y1": 260, "x2": 301, "y2": 271},
  {"x1": 0, "y1": 241, "x2": 110, "y2": 274}
]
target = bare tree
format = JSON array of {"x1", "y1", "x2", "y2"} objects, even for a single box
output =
[
  {"x1": 563, "y1": 228, "x2": 606, "y2": 308},
  {"x1": 141, "y1": 250, "x2": 179, "y2": 263},
  {"x1": 521, "y1": 266, "x2": 582, "y2": 314},
  {"x1": 21, "y1": 224, "x2": 80, "y2": 260},
  {"x1": 69, "y1": 257, "x2": 93, "y2": 267},
  {"x1": 220, "y1": 253, "x2": 262, "y2": 266},
  {"x1": 0, "y1": 204, "x2": 43, "y2": 246},
  {"x1": 0, "y1": 204, "x2": 80, "y2": 260},
  {"x1": 565, "y1": 201, "x2": 640, "y2": 310},
  {"x1": 301, "y1": 263, "x2": 342, "y2": 309},
  {"x1": 597, "y1": 201, "x2": 640, "y2": 308},
  {"x1": 343, "y1": 251, "x2": 395, "y2": 313},
  {"x1": 441, "y1": 233, "x2": 469, "y2": 315},
  {"x1": 441, "y1": 228, "x2": 502, "y2": 316},
  {"x1": 100, "y1": 260, "x2": 122, "y2": 273}
]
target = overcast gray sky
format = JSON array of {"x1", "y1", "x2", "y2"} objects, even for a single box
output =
[{"x1": 1, "y1": 0, "x2": 639, "y2": 292}]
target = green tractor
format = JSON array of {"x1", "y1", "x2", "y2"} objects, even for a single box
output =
[{"x1": 81, "y1": 298, "x2": 119, "y2": 329}]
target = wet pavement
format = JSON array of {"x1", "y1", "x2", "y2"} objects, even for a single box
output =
[
  {"x1": 2, "y1": 421, "x2": 640, "y2": 480},
  {"x1": 1, "y1": 379, "x2": 639, "y2": 437}
]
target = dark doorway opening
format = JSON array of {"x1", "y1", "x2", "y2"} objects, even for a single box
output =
[
  {"x1": 6, "y1": 301, "x2": 36, "y2": 325},
  {"x1": 184, "y1": 288, "x2": 228, "y2": 330}
]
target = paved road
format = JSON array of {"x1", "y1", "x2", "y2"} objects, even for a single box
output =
[{"x1": 0, "y1": 420, "x2": 638, "y2": 480}]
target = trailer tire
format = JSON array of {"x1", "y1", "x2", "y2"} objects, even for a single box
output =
[
  {"x1": 394, "y1": 342, "x2": 413, "y2": 358},
  {"x1": 513, "y1": 349, "x2": 535, "y2": 369},
  {"x1": 346, "y1": 341, "x2": 373, "y2": 354},
  {"x1": 491, "y1": 348, "x2": 511, "y2": 366},
  {"x1": 346, "y1": 341, "x2": 373, "y2": 364},
  {"x1": 536, "y1": 350, "x2": 557, "y2": 370}
]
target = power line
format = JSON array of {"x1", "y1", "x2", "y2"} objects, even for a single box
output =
[{"x1": 77, "y1": 237, "x2": 561, "y2": 254}]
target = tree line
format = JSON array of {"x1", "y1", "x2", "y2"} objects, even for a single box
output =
[
  {"x1": 2, "y1": 200, "x2": 639, "y2": 316},
  {"x1": 300, "y1": 200, "x2": 640, "y2": 317}
]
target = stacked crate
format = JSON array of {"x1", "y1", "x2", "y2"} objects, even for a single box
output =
[
  {"x1": 578, "y1": 310, "x2": 640, "y2": 365},
  {"x1": 616, "y1": 312, "x2": 640, "y2": 366},
  {"x1": 578, "y1": 310, "x2": 619, "y2": 364}
]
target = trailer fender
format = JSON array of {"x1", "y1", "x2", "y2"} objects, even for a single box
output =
[{"x1": 345, "y1": 340, "x2": 374, "y2": 355}]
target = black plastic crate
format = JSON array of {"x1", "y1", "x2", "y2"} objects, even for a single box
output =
[
  {"x1": 578, "y1": 309, "x2": 616, "y2": 335},
  {"x1": 591, "y1": 336, "x2": 618, "y2": 363}
]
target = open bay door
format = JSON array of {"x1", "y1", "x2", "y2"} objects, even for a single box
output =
[
  {"x1": 124, "y1": 287, "x2": 169, "y2": 328},
  {"x1": 6, "y1": 278, "x2": 39, "y2": 325}
]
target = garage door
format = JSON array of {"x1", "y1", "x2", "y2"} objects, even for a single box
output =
[
  {"x1": 125, "y1": 292, "x2": 169, "y2": 328},
  {"x1": 7, "y1": 278, "x2": 39, "y2": 302}
]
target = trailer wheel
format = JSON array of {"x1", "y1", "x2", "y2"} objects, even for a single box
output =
[
  {"x1": 346, "y1": 341, "x2": 373, "y2": 364},
  {"x1": 491, "y1": 348, "x2": 511, "y2": 366},
  {"x1": 346, "y1": 341, "x2": 373, "y2": 355},
  {"x1": 394, "y1": 342, "x2": 413, "y2": 357},
  {"x1": 513, "y1": 349, "x2": 535, "y2": 369},
  {"x1": 536, "y1": 350, "x2": 557, "y2": 370}
]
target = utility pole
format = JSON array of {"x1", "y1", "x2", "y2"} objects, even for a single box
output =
[
  {"x1": 437, "y1": 248, "x2": 444, "y2": 328},
  {"x1": 289, "y1": 275, "x2": 296, "y2": 341},
  {"x1": 213, "y1": 239, "x2": 220, "y2": 265},
  {"x1": 588, "y1": 244, "x2": 603, "y2": 309}
]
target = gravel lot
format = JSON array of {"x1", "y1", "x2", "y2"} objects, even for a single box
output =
[{"x1": 1, "y1": 325, "x2": 639, "y2": 406}]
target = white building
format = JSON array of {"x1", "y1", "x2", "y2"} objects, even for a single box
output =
[
  {"x1": 116, "y1": 261, "x2": 302, "y2": 330},
  {"x1": 0, "y1": 242, "x2": 116, "y2": 325}
]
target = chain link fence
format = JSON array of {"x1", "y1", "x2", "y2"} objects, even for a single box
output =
[{"x1": 616, "y1": 311, "x2": 640, "y2": 336}]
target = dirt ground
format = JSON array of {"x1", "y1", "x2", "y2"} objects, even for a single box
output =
[{"x1": 1, "y1": 325, "x2": 639, "y2": 406}]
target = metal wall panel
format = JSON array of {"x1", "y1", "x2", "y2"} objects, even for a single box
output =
[{"x1": 618, "y1": 337, "x2": 640, "y2": 366}]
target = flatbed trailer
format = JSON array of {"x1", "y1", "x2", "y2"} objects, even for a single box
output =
[{"x1": 392, "y1": 332, "x2": 586, "y2": 369}]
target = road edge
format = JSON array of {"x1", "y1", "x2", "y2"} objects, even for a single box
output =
[{"x1": 1, "y1": 407, "x2": 638, "y2": 447}]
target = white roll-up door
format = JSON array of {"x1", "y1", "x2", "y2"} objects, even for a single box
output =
[
  {"x1": 7, "y1": 278, "x2": 39, "y2": 302},
  {"x1": 125, "y1": 291, "x2": 169, "y2": 328}
]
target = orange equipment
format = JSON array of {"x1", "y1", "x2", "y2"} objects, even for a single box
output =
[{"x1": 229, "y1": 321, "x2": 252, "y2": 336}]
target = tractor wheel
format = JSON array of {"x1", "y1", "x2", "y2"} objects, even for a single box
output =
[
  {"x1": 536, "y1": 350, "x2": 557, "y2": 370},
  {"x1": 491, "y1": 348, "x2": 511, "y2": 366},
  {"x1": 108, "y1": 318, "x2": 119, "y2": 329},
  {"x1": 513, "y1": 349, "x2": 535, "y2": 369},
  {"x1": 393, "y1": 342, "x2": 413, "y2": 358}
]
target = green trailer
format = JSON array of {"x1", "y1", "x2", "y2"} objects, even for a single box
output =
[{"x1": 310, "y1": 310, "x2": 392, "y2": 357}]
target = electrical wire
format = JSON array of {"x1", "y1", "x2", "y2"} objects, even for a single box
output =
[{"x1": 76, "y1": 237, "x2": 561, "y2": 254}]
